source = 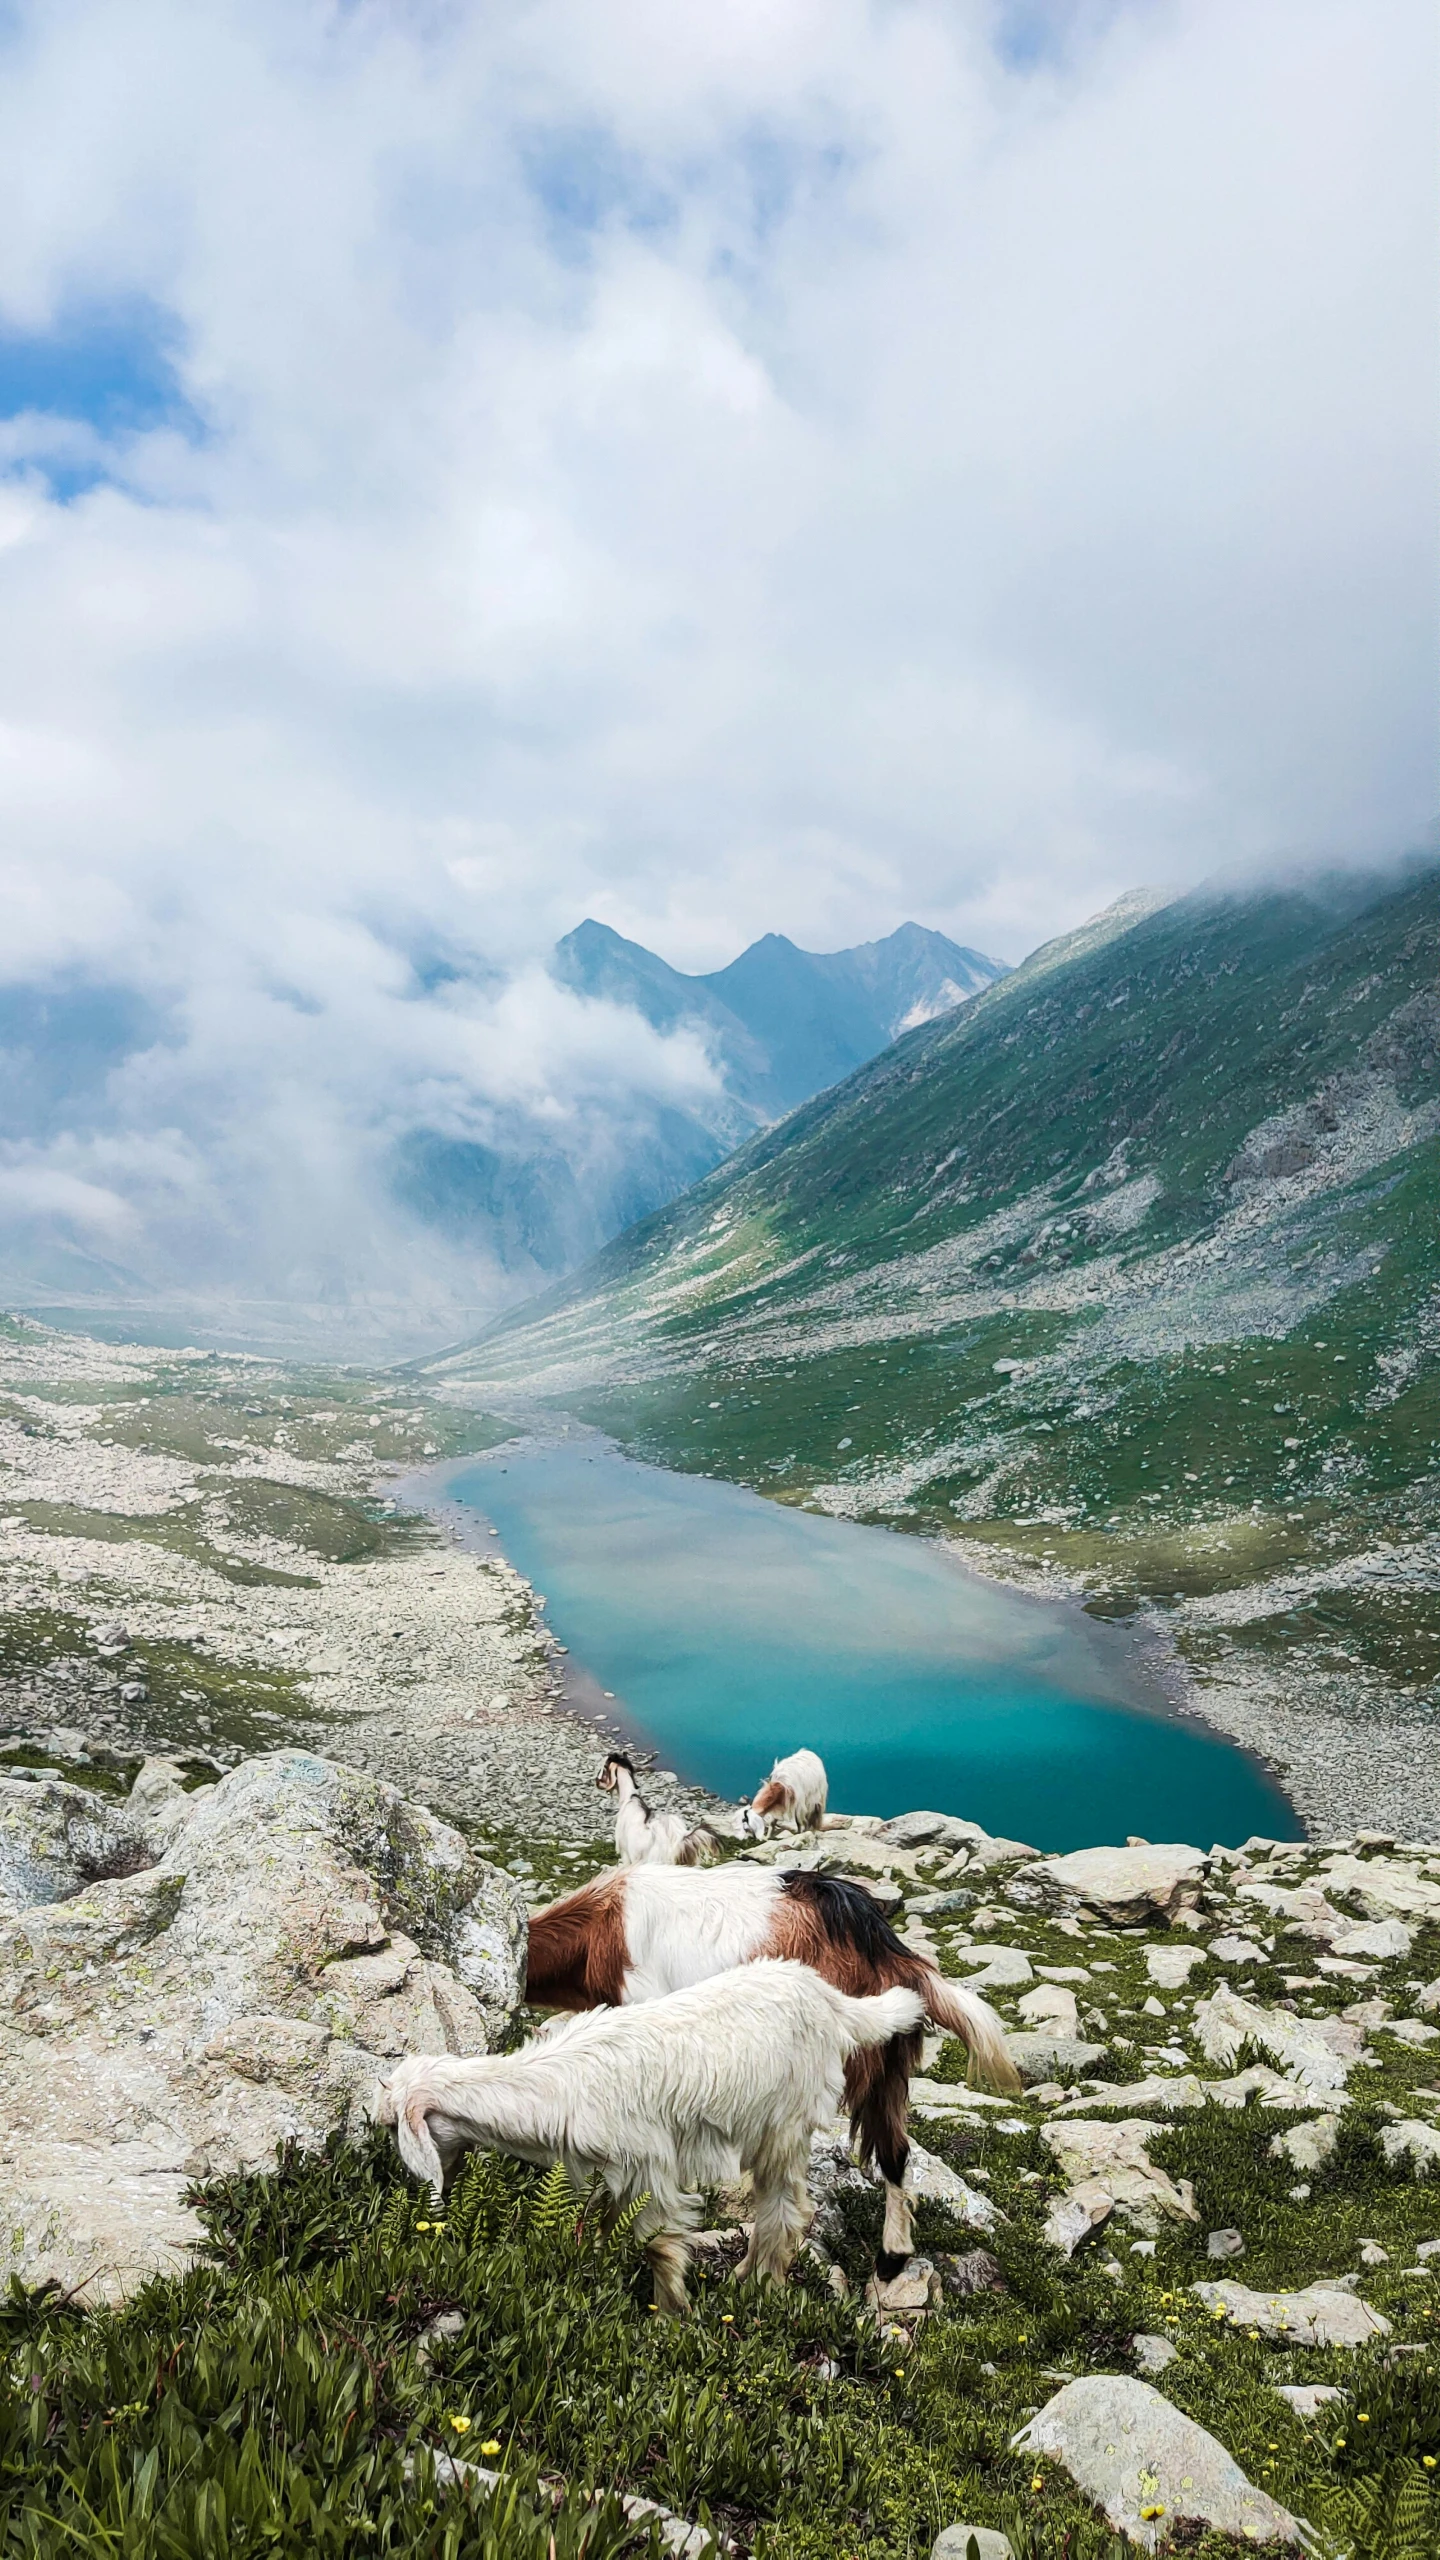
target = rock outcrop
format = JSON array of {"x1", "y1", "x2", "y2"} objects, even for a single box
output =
[
  {"x1": 1013, "y1": 2375, "x2": 1307, "y2": 2550},
  {"x1": 1007, "y1": 1843, "x2": 1208, "y2": 1926},
  {"x1": 0, "y1": 1749, "x2": 526, "y2": 2298}
]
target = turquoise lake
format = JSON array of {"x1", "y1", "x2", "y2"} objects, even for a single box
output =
[{"x1": 447, "y1": 1440, "x2": 1301, "y2": 1853}]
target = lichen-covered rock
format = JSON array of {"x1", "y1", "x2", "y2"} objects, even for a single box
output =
[
  {"x1": 0, "y1": 1774, "x2": 153, "y2": 1905},
  {"x1": 1041, "y1": 2120, "x2": 1199, "y2": 2239},
  {"x1": 1318, "y1": 1853, "x2": 1440, "y2": 1923},
  {"x1": 1193, "y1": 2278, "x2": 1391, "y2": 2347},
  {"x1": 1013, "y1": 2376, "x2": 1306, "y2": 2549},
  {"x1": 1144, "y1": 1943, "x2": 1206, "y2": 1989},
  {"x1": 932, "y1": 2526, "x2": 1012, "y2": 2560},
  {"x1": 1007, "y1": 1844, "x2": 1208, "y2": 1925},
  {"x1": 0, "y1": 1750, "x2": 526, "y2": 2300}
]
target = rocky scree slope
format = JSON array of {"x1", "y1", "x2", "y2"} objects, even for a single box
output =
[
  {"x1": 4, "y1": 1761, "x2": 1440, "y2": 2554},
  {"x1": 434, "y1": 865, "x2": 1440, "y2": 1838}
]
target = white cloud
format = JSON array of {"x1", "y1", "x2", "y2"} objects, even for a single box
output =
[{"x1": 0, "y1": 0, "x2": 1432, "y2": 1326}]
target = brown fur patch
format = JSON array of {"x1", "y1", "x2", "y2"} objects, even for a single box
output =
[
  {"x1": 761, "y1": 1887, "x2": 930, "y2": 2172},
  {"x1": 525, "y1": 1875, "x2": 629, "y2": 2009},
  {"x1": 751, "y1": 1777, "x2": 789, "y2": 1818}
]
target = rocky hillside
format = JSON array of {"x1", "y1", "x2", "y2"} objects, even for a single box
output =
[
  {"x1": 2, "y1": 1737, "x2": 1439, "y2": 2555},
  {"x1": 432, "y1": 863, "x2": 1440, "y2": 1839}
]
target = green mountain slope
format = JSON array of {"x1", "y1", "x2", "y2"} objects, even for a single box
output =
[{"x1": 433, "y1": 863, "x2": 1440, "y2": 1831}]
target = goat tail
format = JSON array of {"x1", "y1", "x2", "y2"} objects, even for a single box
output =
[
  {"x1": 838, "y1": 1982, "x2": 928, "y2": 2051},
  {"x1": 396, "y1": 2087, "x2": 447, "y2": 2201},
  {"x1": 919, "y1": 1967, "x2": 1022, "y2": 2094}
]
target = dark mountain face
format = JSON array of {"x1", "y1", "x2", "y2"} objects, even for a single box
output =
[{"x1": 552, "y1": 918, "x2": 1006, "y2": 1117}]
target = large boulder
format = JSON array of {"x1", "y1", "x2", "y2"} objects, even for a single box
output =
[
  {"x1": 0, "y1": 1750, "x2": 526, "y2": 2300},
  {"x1": 1380, "y1": 2119, "x2": 1440, "y2": 2176},
  {"x1": 1194, "y1": 2279, "x2": 1390, "y2": 2347},
  {"x1": 1013, "y1": 2376, "x2": 1306, "y2": 2549},
  {"x1": 1006, "y1": 2031, "x2": 1109, "y2": 2085},
  {"x1": 1007, "y1": 1844, "x2": 1208, "y2": 1926},
  {"x1": 1319, "y1": 1854, "x2": 1440, "y2": 1923}
]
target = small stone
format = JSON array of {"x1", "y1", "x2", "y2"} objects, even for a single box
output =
[
  {"x1": 1358, "y1": 2240, "x2": 1389, "y2": 2267},
  {"x1": 1288, "y1": 2184, "x2": 1311, "y2": 2200},
  {"x1": 1006, "y1": 2032, "x2": 1108, "y2": 2084},
  {"x1": 938, "y1": 2248, "x2": 1007, "y2": 2297},
  {"x1": 1206, "y1": 2227, "x2": 1245, "y2": 2260},
  {"x1": 931, "y1": 2529, "x2": 1011, "y2": 2560},
  {"x1": 1141, "y1": 1995, "x2": 1165, "y2": 2017},
  {"x1": 866, "y1": 2255, "x2": 941, "y2": 2315},
  {"x1": 1209, "y1": 1933, "x2": 1266, "y2": 1965},
  {"x1": 1380, "y1": 2119, "x2": 1440, "y2": 2176},
  {"x1": 1275, "y1": 2383, "x2": 1347, "y2": 2416},
  {"x1": 1131, "y1": 2333, "x2": 1177, "y2": 2375}
]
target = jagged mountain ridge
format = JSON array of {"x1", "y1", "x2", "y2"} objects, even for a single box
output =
[
  {"x1": 402, "y1": 917, "x2": 1007, "y2": 1279},
  {"x1": 551, "y1": 917, "x2": 1005, "y2": 1117}
]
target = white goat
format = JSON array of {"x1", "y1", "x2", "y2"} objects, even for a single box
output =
[
  {"x1": 375, "y1": 1958, "x2": 924, "y2": 2314},
  {"x1": 737, "y1": 1746, "x2": 828, "y2": 1840},
  {"x1": 596, "y1": 1751, "x2": 720, "y2": 1866}
]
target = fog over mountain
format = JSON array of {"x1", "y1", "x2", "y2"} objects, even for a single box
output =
[
  {"x1": 0, "y1": 2, "x2": 1432, "y2": 1346},
  {"x1": 0, "y1": 918, "x2": 1004, "y2": 1347}
]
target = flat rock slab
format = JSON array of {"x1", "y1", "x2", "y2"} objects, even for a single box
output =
[
  {"x1": 953, "y1": 1943, "x2": 1034, "y2": 1989},
  {"x1": 1145, "y1": 1943, "x2": 1207, "y2": 1989},
  {"x1": 1194, "y1": 1984, "x2": 1358, "y2": 2097},
  {"x1": 1013, "y1": 2375, "x2": 1306, "y2": 2549},
  {"x1": 1008, "y1": 1844, "x2": 1208, "y2": 1926},
  {"x1": 1194, "y1": 2279, "x2": 1391, "y2": 2348},
  {"x1": 1006, "y1": 2032, "x2": 1109, "y2": 2085},
  {"x1": 906, "y1": 2138, "x2": 1005, "y2": 2232}
]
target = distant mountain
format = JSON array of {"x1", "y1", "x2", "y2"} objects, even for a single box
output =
[
  {"x1": 434, "y1": 863, "x2": 1440, "y2": 1832},
  {"x1": 551, "y1": 920, "x2": 1006, "y2": 1118}
]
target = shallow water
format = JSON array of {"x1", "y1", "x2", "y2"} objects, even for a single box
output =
[{"x1": 449, "y1": 1439, "x2": 1300, "y2": 1852}]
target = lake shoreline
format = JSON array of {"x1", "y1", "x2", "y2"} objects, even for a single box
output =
[{"x1": 423, "y1": 1428, "x2": 1301, "y2": 1851}]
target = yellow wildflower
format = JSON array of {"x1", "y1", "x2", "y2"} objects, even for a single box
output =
[
  {"x1": 480, "y1": 2440, "x2": 501, "y2": 2457},
  {"x1": 448, "y1": 2415, "x2": 472, "y2": 2434}
]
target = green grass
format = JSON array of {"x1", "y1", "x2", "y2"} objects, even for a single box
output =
[{"x1": 2, "y1": 2103, "x2": 1437, "y2": 2558}]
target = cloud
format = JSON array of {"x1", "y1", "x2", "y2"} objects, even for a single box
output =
[{"x1": 0, "y1": 0, "x2": 1432, "y2": 1329}]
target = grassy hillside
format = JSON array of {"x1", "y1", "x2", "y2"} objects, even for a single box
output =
[{"x1": 432, "y1": 864, "x2": 1440, "y2": 1830}]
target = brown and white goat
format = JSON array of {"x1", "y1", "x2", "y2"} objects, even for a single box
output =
[
  {"x1": 737, "y1": 1746, "x2": 827, "y2": 1840},
  {"x1": 596, "y1": 1751, "x2": 721, "y2": 1866},
  {"x1": 525, "y1": 1860, "x2": 1020, "y2": 2278},
  {"x1": 377, "y1": 1958, "x2": 925, "y2": 2313}
]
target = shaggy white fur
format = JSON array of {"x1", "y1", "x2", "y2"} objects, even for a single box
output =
[
  {"x1": 375, "y1": 1958, "x2": 925, "y2": 2313},
  {"x1": 597, "y1": 1752, "x2": 720, "y2": 1866},
  {"x1": 737, "y1": 1747, "x2": 828, "y2": 1840}
]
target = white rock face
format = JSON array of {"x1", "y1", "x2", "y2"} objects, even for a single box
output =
[
  {"x1": 953, "y1": 1944, "x2": 1034, "y2": 1990},
  {"x1": 1008, "y1": 1844, "x2": 1208, "y2": 1925},
  {"x1": 1144, "y1": 1943, "x2": 1206, "y2": 1989},
  {"x1": 1017, "y1": 1982, "x2": 1079, "y2": 2037},
  {"x1": 1041, "y1": 2121, "x2": 1199, "y2": 2241},
  {"x1": 1268, "y1": 2116, "x2": 1343, "y2": 2173},
  {"x1": 1318, "y1": 1854, "x2": 1440, "y2": 1922},
  {"x1": 0, "y1": 1774, "x2": 153, "y2": 1906},
  {"x1": 1380, "y1": 2119, "x2": 1440, "y2": 2176},
  {"x1": 1013, "y1": 2376, "x2": 1306, "y2": 2550},
  {"x1": 1330, "y1": 1919, "x2": 1413, "y2": 1959},
  {"x1": 1275, "y1": 2383, "x2": 1347, "y2": 2416},
  {"x1": 0, "y1": 1750, "x2": 526, "y2": 2300},
  {"x1": 1193, "y1": 1983, "x2": 1361, "y2": 2097},
  {"x1": 906, "y1": 2137, "x2": 1005, "y2": 2233},
  {"x1": 1131, "y1": 2333, "x2": 1178, "y2": 2376},
  {"x1": 1193, "y1": 2280, "x2": 1391, "y2": 2348}
]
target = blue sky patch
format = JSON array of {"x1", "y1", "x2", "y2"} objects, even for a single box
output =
[{"x1": 0, "y1": 297, "x2": 205, "y2": 498}]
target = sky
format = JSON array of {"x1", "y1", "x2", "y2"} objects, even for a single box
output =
[{"x1": 0, "y1": 0, "x2": 1435, "y2": 1333}]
